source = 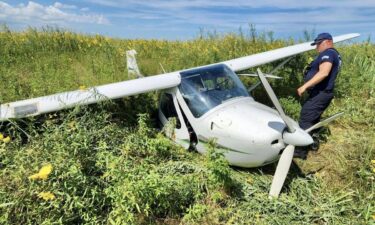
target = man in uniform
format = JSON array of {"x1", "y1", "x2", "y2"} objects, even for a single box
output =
[{"x1": 294, "y1": 33, "x2": 342, "y2": 159}]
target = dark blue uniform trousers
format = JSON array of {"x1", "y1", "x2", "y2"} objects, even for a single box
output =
[{"x1": 299, "y1": 91, "x2": 334, "y2": 131}]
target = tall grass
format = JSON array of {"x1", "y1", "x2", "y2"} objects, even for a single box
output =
[{"x1": 0, "y1": 26, "x2": 374, "y2": 224}]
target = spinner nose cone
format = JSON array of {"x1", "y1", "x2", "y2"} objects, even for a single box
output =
[{"x1": 283, "y1": 127, "x2": 313, "y2": 146}]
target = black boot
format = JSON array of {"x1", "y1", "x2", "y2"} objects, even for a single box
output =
[
  {"x1": 310, "y1": 133, "x2": 320, "y2": 151},
  {"x1": 293, "y1": 147, "x2": 307, "y2": 160}
]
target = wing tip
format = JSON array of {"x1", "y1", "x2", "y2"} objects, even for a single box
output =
[
  {"x1": 347, "y1": 33, "x2": 361, "y2": 38},
  {"x1": 333, "y1": 33, "x2": 361, "y2": 43}
]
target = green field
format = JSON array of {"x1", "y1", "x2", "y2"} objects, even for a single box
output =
[{"x1": 0, "y1": 27, "x2": 374, "y2": 224}]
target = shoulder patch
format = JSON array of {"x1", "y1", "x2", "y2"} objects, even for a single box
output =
[{"x1": 321, "y1": 55, "x2": 330, "y2": 60}]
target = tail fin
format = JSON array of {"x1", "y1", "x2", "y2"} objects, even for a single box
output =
[{"x1": 126, "y1": 50, "x2": 143, "y2": 78}]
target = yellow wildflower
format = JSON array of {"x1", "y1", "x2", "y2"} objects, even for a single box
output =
[
  {"x1": 38, "y1": 192, "x2": 55, "y2": 201},
  {"x1": 255, "y1": 213, "x2": 261, "y2": 221},
  {"x1": 68, "y1": 121, "x2": 76, "y2": 129},
  {"x1": 3, "y1": 136, "x2": 11, "y2": 143},
  {"x1": 28, "y1": 173, "x2": 39, "y2": 180},
  {"x1": 29, "y1": 164, "x2": 53, "y2": 180},
  {"x1": 79, "y1": 85, "x2": 86, "y2": 90},
  {"x1": 0, "y1": 133, "x2": 3, "y2": 140},
  {"x1": 373, "y1": 168, "x2": 375, "y2": 173},
  {"x1": 371, "y1": 160, "x2": 375, "y2": 164}
]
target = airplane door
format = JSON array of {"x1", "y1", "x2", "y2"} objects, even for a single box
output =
[{"x1": 159, "y1": 91, "x2": 190, "y2": 149}]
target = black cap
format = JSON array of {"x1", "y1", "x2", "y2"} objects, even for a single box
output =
[{"x1": 311, "y1": 33, "x2": 333, "y2": 46}]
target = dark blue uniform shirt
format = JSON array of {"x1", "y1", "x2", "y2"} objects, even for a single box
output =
[{"x1": 304, "y1": 48, "x2": 341, "y2": 92}]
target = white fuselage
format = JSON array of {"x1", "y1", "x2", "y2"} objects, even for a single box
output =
[
  {"x1": 194, "y1": 97, "x2": 287, "y2": 167},
  {"x1": 157, "y1": 64, "x2": 300, "y2": 168},
  {"x1": 158, "y1": 87, "x2": 299, "y2": 168}
]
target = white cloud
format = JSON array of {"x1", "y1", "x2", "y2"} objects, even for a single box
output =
[
  {"x1": 0, "y1": 1, "x2": 110, "y2": 25},
  {"x1": 80, "y1": 7, "x2": 90, "y2": 12},
  {"x1": 53, "y1": 2, "x2": 77, "y2": 10}
]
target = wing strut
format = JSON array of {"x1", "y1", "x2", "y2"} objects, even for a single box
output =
[{"x1": 248, "y1": 56, "x2": 293, "y2": 92}]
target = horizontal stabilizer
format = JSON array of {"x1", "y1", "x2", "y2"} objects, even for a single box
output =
[
  {"x1": 126, "y1": 50, "x2": 143, "y2": 78},
  {"x1": 238, "y1": 73, "x2": 282, "y2": 79}
]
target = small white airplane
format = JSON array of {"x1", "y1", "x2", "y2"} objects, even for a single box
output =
[{"x1": 0, "y1": 33, "x2": 360, "y2": 197}]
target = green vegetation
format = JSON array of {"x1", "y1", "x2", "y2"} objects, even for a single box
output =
[{"x1": 0, "y1": 26, "x2": 374, "y2": 224}]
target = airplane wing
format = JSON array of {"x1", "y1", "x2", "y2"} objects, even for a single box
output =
[
  {"x1": 223, "y1": 33, "x2": 360, "y2": 72},
  {"x1": 0, "y1": 33, "x2": 359, "y2": 121},
  {"x1": 0, "y1": 73, "x2": 180, "y2": 121}
]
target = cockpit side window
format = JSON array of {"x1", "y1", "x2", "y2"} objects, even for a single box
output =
[{"x1": 160, "y1": 93, "x2": 181, "y2": 128}]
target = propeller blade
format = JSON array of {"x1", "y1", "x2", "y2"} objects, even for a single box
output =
[
  {"x1": 305, "y1": 112, "x2": 344, "y2": 133},
  {"x1": 257, "y1": 68, "x2": 295, "y2": 133},
  {"x1": 269, "y1": 144, "x2": 295, "y2": 198}
]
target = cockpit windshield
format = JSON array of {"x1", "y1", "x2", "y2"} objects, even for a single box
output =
[{"x1": 179, "y1": 64, "x2": 249, "y2": 117}]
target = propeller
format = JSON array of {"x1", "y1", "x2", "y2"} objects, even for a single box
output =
[
  {"x1": 257, "y1": 68, "x2": 344, "y2": 198},
  {"x1": 257, "y1": 68, "x2": 312, "y2": 198}
]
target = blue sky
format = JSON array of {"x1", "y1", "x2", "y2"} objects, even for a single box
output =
[{"x1": 0, "y1": 0, "x2": 374, "y2": 41}]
